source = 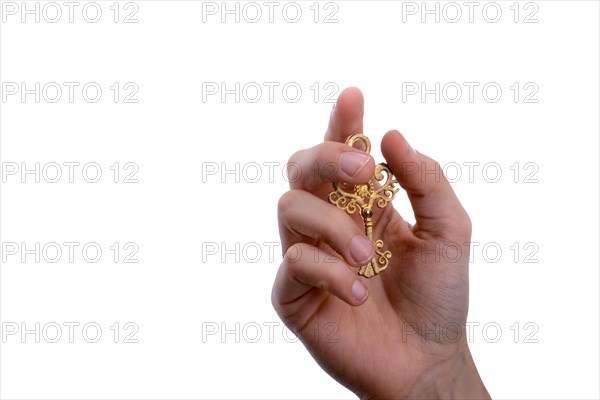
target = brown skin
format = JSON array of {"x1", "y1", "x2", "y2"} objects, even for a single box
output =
[{"x1": 272, "y1": 87, "x2": 491, "y2": 399}]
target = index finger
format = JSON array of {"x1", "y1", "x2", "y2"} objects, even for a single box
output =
[{"x1": 324, "y1": 87, "x2": 364, "y2": 143}]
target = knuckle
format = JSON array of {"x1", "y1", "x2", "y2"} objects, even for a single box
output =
[
  {"x1": 449, "y1": 211, "x2": 472, "y2": 241},
  {"x1": 314, "y1": 144, "x2": 339, "y2": 181},
  {"x1": 283, "y1": 243, "x2": 304, "y2": 266},
  {"x1": 287, "y1": 148, "x2": 303, "y2": 166},
  {"x1": 277, "y1": 190, "x2": 298, "y2": 216},
  {"x1": 458, "y1": 212, "x2": 473, "y2": 239},
  {"x1": 271, "y1": 281, "x2": 282, "y2": 310},
  {"x1": 286, "y1": 150, "x2": 305, "y2": 184}
]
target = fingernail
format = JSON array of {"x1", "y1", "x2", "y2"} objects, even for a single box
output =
[
  {"x1": 340, "y1": 152, "x2": 370, "y2": 177},
  {"x1": 350, "y1": 235, "x2": 374, "y2": 265},
  {"x1": 351, "y1": 280, "x2": 368, "y2": 302}
]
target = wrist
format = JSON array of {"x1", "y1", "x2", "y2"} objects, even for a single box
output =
[
  {"x1": 360, "y1": 342, "x2": 490, "y2": 400},
  {"x1": 405, "y1": 343, "x2": 490, "y2": 400}
]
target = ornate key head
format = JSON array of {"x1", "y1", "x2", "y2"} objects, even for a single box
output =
[{"x1": 329, "y1": 134, "x2": 399, "y2": 278}]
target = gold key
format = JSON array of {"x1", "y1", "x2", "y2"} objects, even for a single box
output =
[{"x1": 329, "y1": 133, "x2": 399, "y2": 278}]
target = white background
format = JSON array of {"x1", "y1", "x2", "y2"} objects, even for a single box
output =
[{"x1": 0, "y1": 1, "x2": 598, "y2": 399}]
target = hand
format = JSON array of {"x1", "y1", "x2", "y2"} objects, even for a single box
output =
[{"x1": 271, "y1": 87, "x2": 490, "y2": 399}]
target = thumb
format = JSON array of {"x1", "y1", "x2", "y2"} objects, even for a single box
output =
[{"x1": 381, "y1": 130, "x2": 471, "y2": 239}]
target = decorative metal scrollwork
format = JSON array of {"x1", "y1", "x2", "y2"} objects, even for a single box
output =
[{"x1": 329, "y1": 134, "x2": 399, "y2": 278}]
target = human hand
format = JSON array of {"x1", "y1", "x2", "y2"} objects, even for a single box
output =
[{"x1": 272, "y1": 87, "x2": 490, "y2": 399}]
